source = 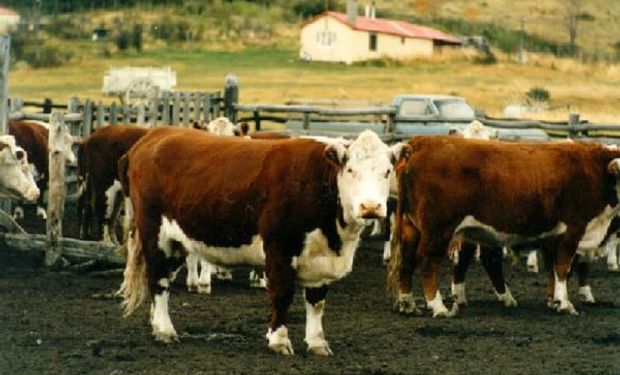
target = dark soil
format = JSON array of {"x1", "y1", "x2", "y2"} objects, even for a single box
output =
[{"x1": 1, "y1": 204, "x2": 619, "y2": 375}]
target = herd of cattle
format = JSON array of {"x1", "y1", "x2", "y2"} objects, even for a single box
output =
[{"x1": 2, "y1": 117, "x2": 620, "y2": 356}]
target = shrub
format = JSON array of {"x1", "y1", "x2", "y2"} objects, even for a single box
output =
[{"x1": 526, "y1": 87, "x2": 550, "y2": 102}]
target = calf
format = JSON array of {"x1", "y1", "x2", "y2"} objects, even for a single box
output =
[
  {"x1": 389, "y1": 136, "x2": 620, "y2": 317},
  {"x1": 118, "y1": 128, "x2": 394, "y2": 355},
  {"x1": 9, "y1": 119, "x2": 75, "y2": 219},
  {"x1": 0, "y1": 135, "x2": 40, "y2": 202}
]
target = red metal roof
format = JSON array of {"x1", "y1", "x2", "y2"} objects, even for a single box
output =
[
  {"x1": 0, "y1": 7, "x2": 18, "y2": 16},
  {"x1": 324, "y1": 11, "x2": 461, "y2": 45}
]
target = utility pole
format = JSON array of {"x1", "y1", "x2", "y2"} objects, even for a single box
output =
[{"x1": 518, "y1": 16, "x2": 526, "y2": 64}]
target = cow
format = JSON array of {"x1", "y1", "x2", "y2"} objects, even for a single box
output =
[
  {"x1": 77, "y1": 125, "x2": 149, "y2": 243},
  {"x1": 0, "y1": 135, "x2": 40, "y2": 202},
  {"x1": 382, "y1": 121, "x2": 500, "y2": 266},
  {"x1": 117, "y1": 127, "x2": 395, "y2": 355},
  {"x1": 388, "y1": 136, "x2": 620, "y2": 317},
  {"x1": 9, "y1": 119, "x2": 75, "y2": 219}
]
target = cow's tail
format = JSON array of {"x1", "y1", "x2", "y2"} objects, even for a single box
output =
[
  {"x1": 118, "y1": 153, "x2": 130, "y2": 197},
  {"x1": 118, "y1": 226, "x2": 148, "y2": 317}
]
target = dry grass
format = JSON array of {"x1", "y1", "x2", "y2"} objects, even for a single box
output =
[{"x1": 8, "y1": 46, "x2": 620, "y2": 124}]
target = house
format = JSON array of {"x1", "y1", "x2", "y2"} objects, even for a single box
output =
[
  {"x1": 0, "y1": 7, "x2": 19, "y2": 34},
  {"x1": 300, "y1": 1, "x2": 461, "y2": 64}
]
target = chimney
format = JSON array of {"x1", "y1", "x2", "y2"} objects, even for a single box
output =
[
  {"x1": 346, "y1": 0, "x2": 358, "y2": 24},
  {"x1": 364, "y1": 4, "x2": 370, "y2": 18},
  {"x1": 370, "y1": 1, "x2": 376, "y2": 19}
]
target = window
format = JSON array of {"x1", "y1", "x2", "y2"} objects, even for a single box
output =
[
  {"x1": 401, "y1": 37, "x2": 405, "y2": 45},
  {"x1": 369, "y1": 33, "x2": 377, "y2": 51},
  {"x1": 435, "y1": 99, "x2": 475, "y2": 119},
  {"x1": 399, "y1": 100, "x2": 433, "y2": 117},
  {"x1": 316, "y1": 31, "x2": 336, "y2": 47}
]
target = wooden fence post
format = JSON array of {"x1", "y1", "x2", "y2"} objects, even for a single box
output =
[
  {"x1": 224, "y1": 73, "x2": 238, "y2": 123},
  {"x1": 96, "y1": 101, "x2": 105, "y2": 128},
  {"x1": 172, "y1": 92, "x2": 181, "y2": 125},
  {"x1": 568, "y1": 113, "x2": 580, "y2": 139},
  {"x1": 0, "y1": 36, "x2": 11, "y2": 215},
  {"x1": 182, "y1": 92, "x2": 190, "y2": 127},
  {"x1": 110, "y1": 102, "x2": 117, "y2": 125},
  {"x1": 46, "y1": 112, "x2": 67, "y2": 268},
  {"x1": 137, "y1": 102, "x2": 146, "y2": 125},
  {"x1": 150, "y1": 97, "x2": 159, "y2": 127},
  {"x1": 302, "y1": 112, "x2": 310, "y2": 130},
  {"x1": 161, "y1": 91, "x2": 170, "y2": 125},
  {"x1": 83, "y1": 99, "x2": 93, "y2": 138}
]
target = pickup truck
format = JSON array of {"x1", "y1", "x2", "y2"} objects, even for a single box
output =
[{"x1": 285, "y1": 94, "x2": 550, "y2": 141}]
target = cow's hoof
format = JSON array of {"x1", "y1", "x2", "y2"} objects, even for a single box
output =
[
  {"x1": 215, "y1": 271, "x2": 233, "y2": 281},
  {"x1": 266, "y1": 327, "x2": 294, "y2": 356},
  {"x1": 557, "y1": 302, "x2": 579, "y2": 316},
  {"x1": 308, "y1": 344, "x2": 333, "y2": 357},
  {"x1": 495, "y1": 288, "x2": 518, "y2": 307},
  {"x1": 197, "y1": 283, "x2": 211, "y2": 294},
  {"x1": 432, "y1": 307, "x2": 451, "y2": 318},
  {"x1": 578, "y1": 286, "x2": 595, "y2": 304},
  {"x1": 153, "y1": 330, "x2": 179, "y2": 344},
  {"x1": 187, "y1": 284, "x2": 197, "y2": 293},
  {"x1": 527, "y1": 265, "x2": 539, "y2": 273},
  {"x1": 608, "y1": 264, "x2": 619, "y2": 272},
  {"x1": 394, "y1": 299, "x2": 421, "y2": 316}
]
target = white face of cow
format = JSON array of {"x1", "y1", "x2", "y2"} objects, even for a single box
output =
[
  {"x1": 461, "y1": 120, "x2": 498, "y2": 140},
  {"x1": 0, "y1": 136, "x2": 40, "y2": 201},
  {"x1": 325, "y1": 130, "x2": 393, "y2": 223}
]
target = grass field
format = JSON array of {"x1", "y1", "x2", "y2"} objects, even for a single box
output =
[{"x1": 8, "y1": 45, "x2": 620, "y2": 123}]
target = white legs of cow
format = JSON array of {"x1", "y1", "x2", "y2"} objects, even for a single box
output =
[
  {"x1": 151, "y1": 279, "x2": 178, "y2": 343},
  {"x1": 185, "y1": 254, "x2": 212, "y2": 294},
  {"x1": 304, "y1": 298, "x2": 332, "y2": 356},
  {"x1": 606, "y1": 237, "x2": 620, "y2": 271},
  {"x1": 526, "y1": 250, "x2": 539, "y2": 273}
]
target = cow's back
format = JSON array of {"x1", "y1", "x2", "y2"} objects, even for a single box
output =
[
  {"x1": 127, "y1": 127, "x2": 337, "y2": 248},
  {"x1": 8, "y1": 120, "x2": 49, "y2": 180},
  {"x1": 402, "y1": 136, "x2": 620, "y2": 235}
]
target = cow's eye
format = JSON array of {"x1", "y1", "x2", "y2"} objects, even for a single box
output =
[
  {"x1": 347, "y1": 167, "x2": 353, "y2": 174},
  {"x1": 15, "y1": 150, "x2": 24, "y2": 160}
]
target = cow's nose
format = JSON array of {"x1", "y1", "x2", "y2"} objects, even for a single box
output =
[{"x1": 360, "y1": 202, "x2": 382, "y2": 219}]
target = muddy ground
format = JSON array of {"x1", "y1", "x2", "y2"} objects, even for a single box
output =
[{"x1": 1, "y1": 203, "x2": 619, "y2": 375}]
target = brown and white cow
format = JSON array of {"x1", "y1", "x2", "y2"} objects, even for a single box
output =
[
  {"x1": 389, "y1": 136, "x2": 620, "y2": 317},
  {"x1": 0, "y1": 135, "x2": 40, "y2": 202},
  {"x1": 118, "y1": 127, "x2": 395, "y2": 355},
  {"x1": 9, "y1": 119, "x2": 75, "y2": 219}
]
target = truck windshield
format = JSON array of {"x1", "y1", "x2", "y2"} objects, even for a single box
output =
[
  {"x1": 399, "y1": 100, "x2": 433, "y2": 116},
  {"x1": 435, "y1": 99, "x2": 474, "y2": 119}
]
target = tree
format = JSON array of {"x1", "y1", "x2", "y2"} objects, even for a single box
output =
[{"x1": 563, "y1": 0, "x2": 584, "y2": 56}]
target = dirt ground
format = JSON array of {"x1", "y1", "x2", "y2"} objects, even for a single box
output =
[{"x1": 1, "y1": 203, "x2": 619, "y2": 375}]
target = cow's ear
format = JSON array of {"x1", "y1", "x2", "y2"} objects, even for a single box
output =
[
  {"x1": 324, "y1": 144, "x2": 347, "y2": 168},
  {"x1": 608, "y1": 159, "x2": 620, "y2": 176},
  {"x1": 236, "y1": 122, "x2": 250, "y2": 136},
  {"x1": 390, "y1": 143, "x2": 412, "y2": 165},
  {"x1": 448, "y1": 128, "x2": 459, "y2": 136}
]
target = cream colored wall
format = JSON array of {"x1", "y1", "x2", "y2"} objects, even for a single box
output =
[
  {"x1": 300, "y1": 16, "x2": 434, "y2": 64},
  {"x1": 0, "y1": 15, "x2": 20, "y2": 34}
]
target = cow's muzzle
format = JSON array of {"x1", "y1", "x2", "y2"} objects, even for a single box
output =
[{"x1": 360, "y1": 202, "x2": 383, "y2": 219}]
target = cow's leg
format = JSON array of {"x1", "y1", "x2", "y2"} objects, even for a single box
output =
[
  {"x1": 451, "y1": 241, "x2": 477, "y2": 306},
  {"x1": 102, "y1": 181, "x2": 122, "y2": 244},
  {"x1": 382, "y1": 211, "x2": 395, "y2": 266},
  {"x1": 526, "y1": 250, "x2": 539, "y2": 273},
  {"x1": 419, "y1": 233, "x2": 455, "y2": 318},
  {"x1": 197, "y1": 259, "x2": 212, "y2": 294},
  {"x1": 395, "y1": 218, "x2": 421, "y2": 315},
  {"x1": 549, "y1": 235, "x2": 580, "y2": 315},
  {"x1": 12, "y1": 206, "x2": 24, "y2": 220},
  {"x1": 480, "y1": 246, "x2": 517, "y2": 307},
  {"x1": 149, "y1": 238, "x2": 186, "y2": 343},
  {"x1": 304, "y1": 285, "x2": 332, "y2": 356},
  {"x1": 264, "y1": 249, "x2": 295, "y2": 355},
  {"x1": 542, "y1": 245, "x2": 556, "y2": 308},
  {"x1": 249, "y1": 269, "x2": 267, "y2": 289},
  {"x1": 606, "y1": 237, "x2": 619, "y2": 271},
  {"x1": 106, "y1": 186, "x2": 124, "y2": 245},
  {"x1": 369, "y1": 219, "x2": 382, "y2": 237},
  {"x1": 185, "y1": 253, "x2": 200, "y2": 293},
  {"x1": 214, "y1": 266, "x2": 233, "y2": 281},
  {"x1": 573, "y1": 255, "x2": 595, "y2": 304}
]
